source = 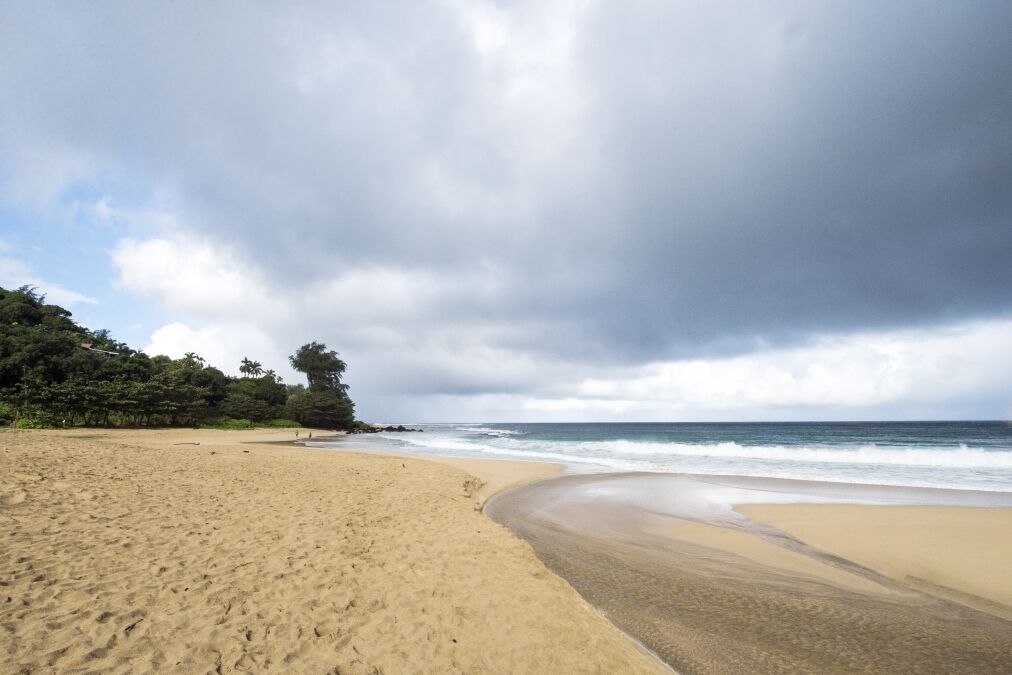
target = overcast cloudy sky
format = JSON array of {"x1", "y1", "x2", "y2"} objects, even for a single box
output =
[{"x1": 2, "y1": 1, "x2": 1010, "y2": 421}]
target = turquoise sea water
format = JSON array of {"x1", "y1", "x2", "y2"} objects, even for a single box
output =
[{"x1": 322, "y1": 421, "x2": 1012, "y2": 492}]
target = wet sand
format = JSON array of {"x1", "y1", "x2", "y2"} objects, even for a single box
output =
[
  {"x1": 486, "y1": 472, "x2": 1012, "y2": 674},
  {"x1": 0, "y1": 429, "x2": 662, "y2": 673}
]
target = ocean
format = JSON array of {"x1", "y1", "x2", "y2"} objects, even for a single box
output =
[{"x1": 320, "y1": 421, "x2": 1012, "y2": 492}]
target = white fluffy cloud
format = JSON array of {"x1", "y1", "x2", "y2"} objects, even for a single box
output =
[
  {"x1": 546, "y1": 319, "x2": 1012, "y2": 418},
  {"x1": 110, "y1": 233, "x2": 503, "y2": 328},
  {"x1": 112, "y1": 231, "x2": 1012, "y2": 419},
  {"x1": 144, "y1": 321, "x2": 284, "y2": 378},
  {"x1": 111, "y1": 234, "x2": 557, "y2": 390},
  {"x1": 111, "y1": 237, "x2": 287, "y2": 321},
  {"x1": 0, "y1": 248, "x2": 97, "y2": 306}
]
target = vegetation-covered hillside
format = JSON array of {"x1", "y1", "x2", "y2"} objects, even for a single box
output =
[{"x1": 0, "y1": 286, "x2": 356, "y2": 429}]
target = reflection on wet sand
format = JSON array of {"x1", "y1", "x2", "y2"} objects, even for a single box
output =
[{"x1": 486, "y1": 473, "x2": 1012, "y2": 675}]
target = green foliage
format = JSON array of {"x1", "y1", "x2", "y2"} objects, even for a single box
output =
[
  {"x1": 200, "y1": 417, "x2": 257, "y2": 430},
  {"x1": 227, "y1": 374, "x2": 287, "y2": 407},
  {"x1": 0, "y1": 286, "x2": 359, "y2": 429},
  {"x1": 284, "y1": 388, "x2": 355, "y2": 429},
  {"x1": 289, "y1": 342, "x2": 347, "y2": 392},
  {"x1": 239, "y1": 357, "x2": 264, "y2": 378},
  {"x1": 199, "y1": 417, "x2": 300, "y2": 430},
  {"x1": 284, "y1": 344, "x2": 357, "y2": 428},
  {"x1": 0, "y1": 400, "x2": 16, "y2": 425},
  {"x1": 13, "y1": 412, "x2": 57, "y2": 429},
  {"x1": 218, "y1": 392, "x2": 272, "y2": 421},
  {"x1": 260, "y1": 418, "x2": 301, "y2": 428}
]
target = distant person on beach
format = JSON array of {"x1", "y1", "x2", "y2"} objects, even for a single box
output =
[
  {"x1": 295, "y1": 430, "x2": 299, "y2": 438},
  {"x1": 308, "y1": 432, "x2": 313, "y2": 440}
]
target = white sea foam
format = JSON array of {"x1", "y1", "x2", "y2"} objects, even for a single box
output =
[
  {"x1": 453, "y1": 425, "x2": 524, "y2": 436},
  {"x1": 351, "y1": 426, "x2": 1012, "y2": 492},
  {"x1": 557, "y1": 440, "x2": 1012, "y2": 469},
  {"x1": 379, "y1": 432, "x2": 643, "y2": 471},
  {"x1": 391, "y1": 434, "x2": 1012, "y2": 467}
]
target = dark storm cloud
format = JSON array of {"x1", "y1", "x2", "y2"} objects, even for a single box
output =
[
  {"x1": 572, "y1": 1, "x2": 1012, "y2": 358},
  {"x1": 2, "y1": 0, "x2": 1011, "y2": 374}
]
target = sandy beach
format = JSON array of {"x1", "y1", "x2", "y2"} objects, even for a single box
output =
[
  {"x1": 0, "y1": 429, "x2": 662, "y2": 673},
  {"x1": 488, "y1": 472, "x2": 1012, "y2": 674},
  {"x1": 5, "y1": 429, "x2": 1012, "y2": 674},
  {"x1": 739, "y1": 503, "x2": 1012, "y2": 619}
]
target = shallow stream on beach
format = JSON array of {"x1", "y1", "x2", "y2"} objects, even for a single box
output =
[
  {"x1": 485, "y1": 472, "x2": 1012, "y2": 675},
  {"x1": 316, "y1": 422, "x2": 1012, "y2": 673}
]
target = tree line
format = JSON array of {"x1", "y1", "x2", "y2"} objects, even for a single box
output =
[{"x1": 0, "y1": 285, "x2": 358, "y2": 430}]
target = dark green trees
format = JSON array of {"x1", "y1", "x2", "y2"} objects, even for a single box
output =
[
  {"x1": 239, "y1": 357, "x2": 264, "y2": 378},
  {"x1": 284, "y1": 387, "x2": 355, "y2": 429},
  {"x1": 289, "y1": 342, "x2": 347, "y2": 391},
  {"x1": 222, "y1": 370, "x2": 287, "y2": 421},
  {"x1": 0, "y1": 286, "x2": 359, "y2": 429},
  {"x1": 286, "y1": 342, "x2": 355, "y2": 428}
]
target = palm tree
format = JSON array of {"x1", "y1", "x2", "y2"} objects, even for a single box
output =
[{"x1": 240, "y1": 357, "x2": 263, "y2": 378}]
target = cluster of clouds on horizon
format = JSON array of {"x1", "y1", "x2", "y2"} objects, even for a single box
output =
[{"x1": 1, "y1": 1, "x2": 1011, "y2": 421}]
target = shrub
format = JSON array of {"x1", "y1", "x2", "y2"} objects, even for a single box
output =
[
  {"x1": 260, "y1": 418, "x2": 301, "y2": 428},
  {"x1": 200, "y1": 417, "x2": 256, "y2": 430},
  {"x1": 10, "y1": 410, "x2": 58, "y2": 429},
  {"x1": 219, "y1": 393, "x2": 273, "y2": 422},
  {"x1": 0, "y1": 401, "x2": 14, "y2": 426},
  {"x1": 284, "y1": 389, "x2": 354, "y2": 429}
]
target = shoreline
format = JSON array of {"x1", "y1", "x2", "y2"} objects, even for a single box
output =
[
  {"x1": 226, "y1": 435, "x2": 1012, "y2": 626},
  {"x1": 486, "y1": 471, "x2": 1012, "y2": 674},
  {"x1": 312, "y1": 437, "x2": 1012, "y2": 670},
  {"x1": 308, "y1": 436, "x2": 1012, "y2": 622},
  {"x1": 298, "y1": 436, "x2": 565, "y2": 505},
  {"x1": 306, "y1": 430, "x2": 1012, "y2": 494},
  {"x1": 7, "y1": 428, "x2": 1011, "y2": 673}
]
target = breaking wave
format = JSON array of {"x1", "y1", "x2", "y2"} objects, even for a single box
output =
[{"x1": 332, "y1": 423, "x2": 1012, "y2": 491}]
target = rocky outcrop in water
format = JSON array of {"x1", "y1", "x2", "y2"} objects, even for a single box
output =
[{"x1": 348, "y1": 425, "x2": 423, "y2": 434}]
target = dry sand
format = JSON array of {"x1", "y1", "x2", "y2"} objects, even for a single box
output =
[
  {"x1": 311, "y1": 447, "x2": 564, "y2": 507},
  {"x1": 739, "y1": 503, "x2": 1012, "y2": 618},
  {"x1": 0, "y1": 429, "x2": 662, "y2": 674}
]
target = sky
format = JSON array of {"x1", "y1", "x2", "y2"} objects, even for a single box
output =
[{"x1": 1, "y1": 0, "x2": 1011, "y2": 422}]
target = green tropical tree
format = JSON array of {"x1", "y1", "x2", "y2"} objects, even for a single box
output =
[
  {"x1": 284, "y1": 387, "x2": 354, "y2": 429},
  {"x1": 286, "y1": 342, "x2": 355, "y2": 429},
  {"x1": 0, "y1": 285, "x2": 358, "y2": 429},
  {"x1": 239, "y1": 357, "x2": 263, "y2": 378},
  {"x1": 289, "y1": 342, "x2": 347, "y2": 392}
]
